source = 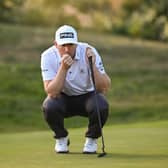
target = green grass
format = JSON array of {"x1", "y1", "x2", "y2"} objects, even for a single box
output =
[
  {"x1": 0, "y1": 121, "x2": 168, "y2": 168},
  {"x1": 0, "y1": 23, "x2": 168, "y2": 132}
]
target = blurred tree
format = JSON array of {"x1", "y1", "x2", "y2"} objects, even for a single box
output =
[
  {"x1": 123, "y1": 0, "x2": 168, "y2": 18},
  {"x1": 42, "y1": 0, "x2": 68, "y2": 6},
  {"x1": 121, "y1": 0, "x2": 168, "y2": 41},
  {"x1": 0, "y1": 0, "x2": 25, "y2": 23},
  {"x1": 145, "y1": 0, "x2": 168, "y2": 17}
]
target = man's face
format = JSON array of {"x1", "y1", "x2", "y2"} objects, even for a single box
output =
[{"x1": 55, "y1": 43, "x2": 77, "y2": 58}]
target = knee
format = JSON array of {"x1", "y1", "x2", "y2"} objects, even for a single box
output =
[
  {"x1": 42, "y1": 97, "x2": 55, "y2": 113},
  {"x1": 42, "y1": 97, "x2": 64, "y2": 120},
  {"x1": 87, "y1": 93, "x2": 109, "y2": 123}
]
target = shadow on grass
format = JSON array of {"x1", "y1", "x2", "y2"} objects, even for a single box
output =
[
  {"x1": 105, "y1": 153, "x2": 168, "y2": 159},
  {"x1": 66, "y1": 152, "x2": 168, "y2": 159}
]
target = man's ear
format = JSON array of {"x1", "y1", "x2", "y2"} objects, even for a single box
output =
[{"x1": 54, "y1": 41, "x2": 58, "y2": 47}]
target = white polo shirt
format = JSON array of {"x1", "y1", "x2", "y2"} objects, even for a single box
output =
[{"x1": 41, "y1": 42, "x2": 106, "y2": 96}]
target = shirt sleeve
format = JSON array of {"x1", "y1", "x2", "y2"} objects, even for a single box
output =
[{"x1": 41, "y1": 52, "x2": 57, "y2": 81}]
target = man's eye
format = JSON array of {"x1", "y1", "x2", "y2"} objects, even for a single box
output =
[
  {"x1": 62, "y1": 43, "x2": 74, "y2": 47},
  {"x1": 68, "y1": 43, "x2": 74, "y2": 46}
]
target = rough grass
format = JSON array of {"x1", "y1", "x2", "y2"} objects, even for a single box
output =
[
  {"x1": 0, "y1": 23, "x2": 168, "y2": 132},
  {"x1": 0, "y1": 121, "x2": 168, "y2": 168}
]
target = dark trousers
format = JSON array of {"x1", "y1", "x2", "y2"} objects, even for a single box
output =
[{"x1": 42, "y1": 92, "x2": 109, "y2": 139}]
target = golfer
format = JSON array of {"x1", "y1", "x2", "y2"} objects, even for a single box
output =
[{"x1": 41, "y1": 25, "x2": 111, "y2": 154}]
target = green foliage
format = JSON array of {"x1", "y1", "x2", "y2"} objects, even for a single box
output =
[
  {"x1": 0, "y1": 0, "x2": 25, "y2": 23},
  {"x1": 121, "y1": 0, "x2": 168, "y2": 41},
  {"x1": 0, "y1": 23, "x2": 168, "y2": 132},
  {"x1": 70, "y1": 0, "x2": 111, "y2": 13},
  {"x1": 42, "y1": 0, "x2": 68, "y2": 6},
  {"x1": 21, "y1": 9, "x2": 47, "y2": 26},
  {"x1": 92, "y1": 11, "x2": 112, "y2": 32},
  {"x1": 1, "y1": 0, "x2": 168, "y2": 42},
  {"x1": 51, "y1": 12, "x2": 80, "y2": 28},
  {"x1": 122, "y1": 0, "x2": 142, "y2": 15}
]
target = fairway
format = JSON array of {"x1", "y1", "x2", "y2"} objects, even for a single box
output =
[{"x1": 0, "y1": 121, "x2": 168, "y2": 168}]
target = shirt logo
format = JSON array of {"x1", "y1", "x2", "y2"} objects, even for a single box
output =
[
  {"x1": 80, "y1": 69, "x2": 85, "y2": 73},
  {"x1": 60, "y1": 32, "x2": 74, "y2": 39},
  {"x1": 42, "y1": 69, "x2": 48, "y2": 72}
]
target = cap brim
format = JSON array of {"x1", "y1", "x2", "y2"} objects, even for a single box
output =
[{"x1": 57, "y1": 40, "x2": 78, "y2": 45}]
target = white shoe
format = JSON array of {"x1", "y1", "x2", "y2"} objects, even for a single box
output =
[
  {"x1": 55, "y1": 137, "x2": 69, "y2": 153},
  {"x1": 83, "y1": 138, "x2": 97, "y2": 154}
]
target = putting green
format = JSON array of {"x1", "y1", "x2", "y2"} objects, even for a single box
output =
[{"x1": 0, "y1": 121, "x2": 168, "y2": 168}]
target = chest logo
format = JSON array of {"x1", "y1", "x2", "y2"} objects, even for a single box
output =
[{"x1": 80, "y1": 69, "x2": 85, "y2": 73}]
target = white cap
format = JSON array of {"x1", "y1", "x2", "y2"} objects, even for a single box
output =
[{"x1": 55, "y1": 25, "x2": 78, "y2": 45}]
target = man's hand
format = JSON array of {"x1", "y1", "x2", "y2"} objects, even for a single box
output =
[
  {"x1": 61, "y1": 54, "x2": 74, "y2": 70},
  {"x1": 86, "y1": 47, "x2": 96, "y2": 64}
]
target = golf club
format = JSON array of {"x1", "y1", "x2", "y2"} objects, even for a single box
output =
[{"x1": 88, "y1": 56, "x2": 106, "y2": 158}]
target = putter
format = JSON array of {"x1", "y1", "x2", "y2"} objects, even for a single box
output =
[{"x1": 88, "y1": 56, "x2": 107, "y2": 158}]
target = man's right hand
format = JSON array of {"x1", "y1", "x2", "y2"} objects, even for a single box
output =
[{"x1": 61, "y1": 54, "x2": 74, "y2": 70}]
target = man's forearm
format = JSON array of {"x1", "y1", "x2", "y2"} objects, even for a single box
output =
[
  {"x1": 46, "y1": 67, "x2": 67, "y2": 97},
  {"x1": 93, "y1": 65, "x2": 111, "y2": 94}
]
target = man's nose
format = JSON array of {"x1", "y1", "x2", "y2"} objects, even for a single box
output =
[{"x1": 64, "y1": 46, "x2": 69, "y2": 52}]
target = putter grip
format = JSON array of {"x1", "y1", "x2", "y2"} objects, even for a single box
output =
[{"x1": 88, "y1": 56, "x2": 96, "y2": 87}]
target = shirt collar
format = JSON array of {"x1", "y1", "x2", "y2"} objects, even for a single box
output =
[{"x1": 74, "y1": 44, "x2": 80, "y2": 60}]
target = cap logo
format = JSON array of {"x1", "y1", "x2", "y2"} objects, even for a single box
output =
[{"x1": 60, "y1": 32, "x2": 74, "y2": 39}]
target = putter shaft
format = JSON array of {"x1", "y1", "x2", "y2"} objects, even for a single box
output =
[{"x1": 88, "y1": 57, "x2": 106, "y2": 157}]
